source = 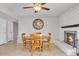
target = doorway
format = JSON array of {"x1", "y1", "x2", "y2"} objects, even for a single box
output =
[{"x1": 13, "y1": 22, "x2": 18, "y2": 43}]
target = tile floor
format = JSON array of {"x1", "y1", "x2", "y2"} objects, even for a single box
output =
[{"x1": 0, "y1": 40, "x2": 65, "y2": 56}]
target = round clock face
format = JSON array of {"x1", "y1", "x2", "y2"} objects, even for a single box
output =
[{"x1": 33, "y1": 19, "x2": 44, "y2": 30}]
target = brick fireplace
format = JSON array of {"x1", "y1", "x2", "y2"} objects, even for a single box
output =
[{"x1": 64, "y1": 31, "x2": 77, "y2": 47}]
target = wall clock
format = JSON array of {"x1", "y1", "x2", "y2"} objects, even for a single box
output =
[{"x1": 33, "y1": 19, "x2": 44, "y2": 30}]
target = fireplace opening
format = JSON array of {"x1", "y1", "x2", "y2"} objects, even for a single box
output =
[{"x1": 64, "y1": 31, "x2": 77, "y2": 47}]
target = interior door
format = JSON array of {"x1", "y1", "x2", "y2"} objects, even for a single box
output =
[
  {"x1": 0, "y1": 18, "x2": 7, "y2": 45},
  {"x1": 13, "y1": 22, "x2": 18, "y2": 40},
  {"x1": 7, "y1": 21, "x2": 13, "y2": 41}
]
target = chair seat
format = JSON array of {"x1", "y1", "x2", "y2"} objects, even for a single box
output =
[
  {"x1": 34, "y1": 43, "x2": 40, "y2": 45},
  {"x1": 23, "y1": 41, "x2": 26, "y2": 43},
  {"x1": 26, "y1": 40, "x2": 31, "y2": 42},
  {"x1": 33, "y1": 45, "x2": 41, "y2": 48},
  {"x1": 43, "y1": 39, "x2": 48, "y2": 41},
  {"x1": 42, "y1": 40, "x2": 50, "y2": 44}
]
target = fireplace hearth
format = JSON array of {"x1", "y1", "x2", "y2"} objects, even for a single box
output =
[{"x1": 64, "y1": 31, "x2": 77, "y2": 47}]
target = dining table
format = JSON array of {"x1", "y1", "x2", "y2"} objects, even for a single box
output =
[{"x1": 26, "y1": 35, "x2": 49, "y2": 42}]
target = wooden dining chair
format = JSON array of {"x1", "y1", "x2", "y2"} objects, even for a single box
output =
[
  {"x1": 22, "y1": 33, "x2": 26, "y2": 48},
  {"x1": 31, "y1": 34, "x2": 42, "y2": 55},
  {"x1": 42, "y1": 33, "x2": 51, "y2": 51}
]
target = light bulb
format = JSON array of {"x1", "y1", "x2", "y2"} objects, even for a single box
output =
[
  {"x1": 34, "y1": 6, "x2": 41, "y2": 11},
  {"x1": 34, "y1": 3, "x2": 41, "y2": 11}
]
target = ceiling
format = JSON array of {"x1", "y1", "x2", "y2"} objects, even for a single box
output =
[{"x1": 0, "y1": 3, "x2": 78, "y2": 21}]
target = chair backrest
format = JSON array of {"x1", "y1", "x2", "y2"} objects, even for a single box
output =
[
  {"x1": 48, "y1": 33, "x2": 51, "y2": 41},
  {"x1": 48, "y1": 33, "x2": 51, "y2": 36},
  {"x1": 31, "y1": 34, "x2": 41, "y2": 45},
  {"x1": 22, "y1": 33, "x2": 26, "y2": 40},
  {"x1": 30, "y1": 34, "x2": 34, "y2": 37}
]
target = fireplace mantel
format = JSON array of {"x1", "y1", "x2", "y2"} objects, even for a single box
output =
[{"x1": 61, "y1": 24, "x2": 79, "y2": 28}]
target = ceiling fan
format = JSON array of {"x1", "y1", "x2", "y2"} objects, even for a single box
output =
[{"x1": 23, "y1": 3, "x2": 50, "y2": 13}]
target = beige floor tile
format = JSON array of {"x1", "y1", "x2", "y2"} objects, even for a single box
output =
[{"x1": 0, "y1": 40, "x2": 65, "y2": 56}]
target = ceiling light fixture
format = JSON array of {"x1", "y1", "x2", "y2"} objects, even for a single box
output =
[
  {"x1": 34, "y1": 3, "x2": 42, "y2": 11},
  {"x1": 23, "y1": 3, "x2": 50, "y2": 13}
]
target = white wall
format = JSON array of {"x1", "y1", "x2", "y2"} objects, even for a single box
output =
[
  {"x1": 59, "y1": 5, "x2": 79, "y2": 41},
  {"x1": 18, "y1": 16, "x2": 59, "y2": 43}
]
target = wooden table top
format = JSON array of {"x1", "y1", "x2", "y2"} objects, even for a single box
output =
[{"x1": 26, "y1": 35, "x2": 49, "y2": 41}]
